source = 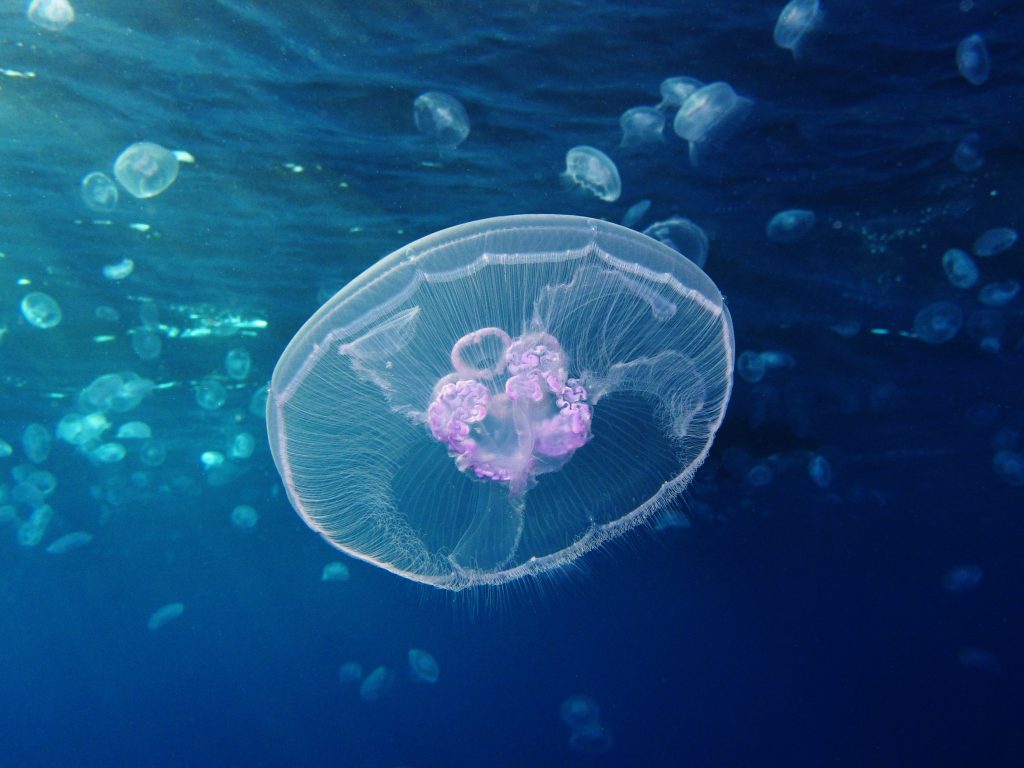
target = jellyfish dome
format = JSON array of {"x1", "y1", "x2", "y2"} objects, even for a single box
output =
[{"x1": 267, "y1": 215, "x2": 734, "y2": 590}]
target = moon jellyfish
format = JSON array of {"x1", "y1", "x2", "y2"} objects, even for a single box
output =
[
  {"x1": 359, "y1": 666, "x2": 394, "y2": 702},
  {"x1": 941, "y1": 248, "x2": 979, "y2": 289},
  {"x1": 230, "y1": 504, "x2": 259, "y2": 529},
  {"x1": 619, "y1": 107, "x2": 665, "y2": 149},
  {"x1": 736, "y1": 351, "x2": 766, "y2": 384},
  {"x1": 953, "y1": 133, "x2": 984, "y2": 172},
  {"x1": 993, "y1": 450, "x2": 1024, "y2": 486},
  {"x1": 978, "y1": 280, "x2": 1019, "y2": 308},
  {"x1": 672, "y1": 82, "x2": 752, "y2": 164},
  {"x1": 956, "y1": 34, "x2": 990, "y2": 86},
  {"x1": 27, "y1": 0, "x2": 74, "y2": 31},
  {"x1": 131, "y1": 328, "x2": 162, "y2": 360},
  {"x1": 569, "y1": 721, "x2": 614, "y2": 754},
  {"x1": 267, "y1": 215, "x2": 734, "y2": 590},
  {"x1": 225, "y1": 348, "x2": 252, "y2": 380},
  {"x1": 766, "y1": 209, "x2": 816, "y2": 243},
  {"x1": 913, "y1": 301, "x2": 963, "y2": 344},
  {"x1": 563, "y1": 147, "x2": 621, "y2": 202},
  {"x1": 20, "y1": 292, "x2": 62, "y2": 329},
  {"x1": 966, "y1": 309, "x2": 1005, "y2": 354},
  {"x1": 408, "y1": 649, "x2": 440, "y2": 683},
  {"x1": 560, "y1": 695, "x2": 612, "y2": 754},
  {"x1": 81, "y1": 172, "x2": 119, "y2": 213},
  {"x1": 22, "y1": 423, "x2": 51, "y2": 464},
  {"x1": 643, "y1": 216, "x2": 709, "y2": 268},
  {"x1": 621, "y1": 200, "x2": 651, "y2": 230},
  {"x1": 195, "y1": 377, "x2": 227, "y2": 410},
  {"x1": 413, "y1": 91, "x2": 470, "y2": 149},
  {"x1": 560, "y1": 695, "x2": 600, "y2": 728},
  {"x1": 773, "y1": 0, "x2": 820, "y2": 56},
  {"x1": 657, "y1": 76, "x2": 703, "y2": 111},
  {"x1": 114, "y1": 142, "x2": 180, "y2": 199},
  {"x1": 321, "y1": 561, "x2": 350, "y2": 581},
  {"x1": 103, "y1": 258, "x2": 134, "y2": 281},
  {"x1": 973, "y1": 227, "x2": 1018, "y2": 258},
  {"x1": 46, "y1": 531, "x2": 93, "y2": 554},
  {"x1": 147, "y1": 602, "x2": 184, "y2": 631},
  {"x1": 808, "y1": 454, "x2": 832, "y2": 488}
]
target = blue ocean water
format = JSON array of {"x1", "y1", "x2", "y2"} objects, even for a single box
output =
[{"x1": 1, "y1": 0, "x2": 1022, "y2": 765}]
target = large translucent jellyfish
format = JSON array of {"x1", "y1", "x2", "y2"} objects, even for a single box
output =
[
  {"x1": 773, "y1": 0, "x2": 821, "y2": 57},
  {"x1": 267, "y1": 215, "x2": 734, "y2": 590},
  {"x1": 114, "y1": 142, "x2": 180, "y2": 199},
  {"x1": 413, "y1": 92, "x2": 470, "y2": 149},
  {"x1": 563, "y1": 147, "x2": 621, "y2": 202}
]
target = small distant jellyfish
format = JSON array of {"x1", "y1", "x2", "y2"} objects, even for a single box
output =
[
  {"x1": 0, "y1": 440, "x2": 13, "y2": 458},
  {"x1": 20, "y1": 292, "x2": 62, "y2": 329},
  {"x1": 140, "y1": 440, "x2": 167, "y2": 467},
  {"x1": 131, "y1": 328, "x2": 162, "y2": 361},
  {"x1": 413, "y1": 91, "x2": 470, "y2": 149},
  {"x1": 338, "y1": 662, "x2": 363, "y2": 684},
  {"x1": 736, "y1": 351, "x2": 766, "y2": 383},
  {"x1": 22, "y1": 423, "x2": 51, "y2": 464},
  {"x1": 953, "y1": 133, "x2": 984, "y2": 172},
  {"x1": 46, "y1": 531, "x2": 93, "y2": 554},
  {"x1": 619, "y1": 107, "x2": 665, "y2": 149},
  {"x1": 621, "y1": 200, "x2": 651, "y2": 230},
  {"x1": 808, "y1": 454, "x2": 832, "y2": 488},
  {"x1": 225, "y1": 348, "x2": 252, "y2": 381},
  {"x1": 563, "y1": 146, "x2": 621, "y2": 202},
  {"x1": 745, "y1": 463, "x2": 774, "y2": 488},
  {"x1": 200, "y1": 451, "x2": 225, "y2": 469},
  {"x1": 147, "y1": 602, "x2": 185, "y2": 631},
  {"x1": 249, "y1": 384, "x2": 269, "y2": 419},
  {"x1": 978, "y1": 280, "x2": 1020, "y2": 308},
  {"x1": 231, "y1": 504, "x2": 259, "y2": 529},
  {"x1": 195, "y1": 377, "x2": 227, "y2": 410},
  {"x1": 643, "y1": 217, "x2": 709, "y2": 268},
  {"x1": 941, "y1": 248, "x2": 979, "y2": 289},
  {"x1": 116, "y1": 421, "x2": 151, "y2": 440},
  {"x1": 114, "y1": 142, "x2": 180, "y2": 199},
  {"x1": 942, "y1": 564, "x2": 983, "y2": 593},
  {"x1": 973, "y1": 227, "x2": 1018, "y2": 258},
  {"x1": 230, "y1": 431, "x2": 255, "y2": 459},
  {"x1": 766, "y1": 209, "x2": 815, "y2": 243},
  {"x1": 81, "y1": 172, "x2": 119, "y2": 213},
  {"x1": 27, "y1": 0, "x2": 74, "y2": 31},
  {"x1": 560, "y1": 695, "x2": 600, "y2": 728},
  {"x1": 359, "y1": 666, "x2": 395, "y2": 702},
  {"x1": 956, "y1": 34, "x2": 990, "y2": 86},
  {"x1": 17, "y1": 505, "x2": 54, "y2": 547},
  {"x1": 913, "y1": 301, "x2": 963, "y2": 344},
  {"x1": 408, "y1": 649, "x2": 440, "y2": 683},
  {"x1": 773, "y1": 0, "x2": 820, "y2": 56},
  {"x1": 657, "y1": 76, "x2": 703, "y2": 111},
  {"x1": 993, "y1": 449, "x2": 1024, "y2": 486},
  {"x1": 321, "y1": 561, "x2": 350, "y2": 582},
  {"x1": 672, "y1": 82, "x2": 752, "y2": 164},
  {"x1": 91, "y1": 442, "x2": 126, "y2": 463},
  {"x1": 103, "y1": 258, "x2": 134, "y2": 281}
]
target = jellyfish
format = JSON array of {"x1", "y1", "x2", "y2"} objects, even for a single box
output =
[
  {"x1": 267, "y1": 215, "x2": 734, "y2": 590},
  {"x1": 973, "y1": 227, "x2": 1018, "y2": 258},
  {"x1": 81, "y1": 172, "x2": 119, "y2": 213},
  {"x1": 956, "y1": 34, "x2": 990, "y2": 86},
  {"x1": 560, "y1": 695, "x2": 600, "y2": 728},
  {"x1": 953, "y1": 133, "x2": 984, "y2": 172},
  {"x1": 337, "y1": 662, "x2": 363, "y2": 683},
  {"x1": 672, "y1": 82, "x2": 752, "y2": 165},
  {"x1": 773, "y1": 0, "x2": 821, "y2": 56},
  {"x1": 978, "y1": 280, "x2": 1019, "y2": 308},
  {"x1": 766, "y1": 209, "x2": 815, "y2": 243},
  {"x1": 359, "y1": 666, "x2": 394, "y2": 701},
  {"x1": 27, "y1": 0, "x2": 74, "y2": 31},
  {"x1": 22, "y1": 423, "x2": 51, "y2": 464},
  {"x1": 20, "y1": 292, "x2": 62, "y2": 329},
  {"x1": 563, "y1": 147, "x2": 621, "y2": 202},
  {"x1": 113, "y1": 142, "x2": 180, "y2": 199},
  {"x1": 643, "y1": 216, "x2": 709, "y2": 268},
  {"x1": 621, "y1": 200, "x2": 651, "y2": 230},
  {"x1": 941, "y1": 248, "x2": 979, "y2": 289},
  {"x1": 147, "y1": 602, "x2": 184, "y2": 631},
  {"x1": 413, "y1": 91, "x2": 470, "y2": 149},
  {"x1": 225, "y1": 348, "x2": 252, "y2": 380},
  {"x1": 231, "y1": 504, "x2": 259, "y2": 529},
  {"x1": 913, "y1": 301, "x2": 963, "y2": 344},
  {"x1": 102, "y1": 258, "x2": 134, "y2": 281},
  {"x1": 321, "y1": 561, "x2": 350, "y2": 581},
  {"x1": 46, "y1": 531, "x2": 93, "y2": 554},
  {"x1": 195, "y1": 378, "x2": 227, "y2": 410},
  {"x1": 618, "y1": 107, "x2": 665, "y2": 149},
  {"x1": 656, "y1": 76, "x2": 703, "y2": 111},
  {"x1": 408, "y1": 649, "x2": 440, "y2": 683}
]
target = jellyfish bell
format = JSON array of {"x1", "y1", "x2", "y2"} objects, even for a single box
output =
[{"x1": 267, "y1": 215, "x2": 734, "y2": 590}]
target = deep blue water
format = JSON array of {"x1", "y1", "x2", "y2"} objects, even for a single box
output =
[{"x1": 1, "y1": 0, "x2": 1023, "y2": 765}]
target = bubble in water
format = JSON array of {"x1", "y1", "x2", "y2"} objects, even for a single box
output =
[
  {"x1": 643, "y1": 216, "x2": 709, "y2": 268},
  {"x1": 773, "y1": 0, "x2": 820, "y2": 56},
  {"x1": 941, "y1": 248, "x2": 979, "y2": 289},
  {"x1": 657, "y1": 76, "x2": 703, "y2": 111},
  {"x1": 321, "y1": 561, "x2": 350, "y2": 582},
  {"x1": 619, "y1": 107, "x2": 665, "y2": 149},
  {"x1": 230, "y1": 504, "x2": 259, "y2": 529},
  {"x1": 20, "y1": 292, "x2": 62, "y2": 329},
  {"x1": 102, "y1": 258, "x2": 134, "y2": 281},
  {"x1": 81, "y1": 172, "x2": 119, "y2": 213},
  {"x1": 563, "y1": 146, "x2": 621, "y2": 202},
  {"x1": 956, "y1": 34, "x2": 990, "y2": 86},
  {"x1": 413, "y1": 92, "x2": 470, "y2": 149},
  {"x1": 942, "y1": 564, "x2": 983, "y2": 593},
  {"x1": 953, "y1": 133, "x2": 984, "y2": 172},
  {"x1": 913, "y1": 301, "x2": 963, "y2": 344},
  {"x1": 337, "y1": 662, "x2": 363, "y2": 684},
  {"x1": 621, "y1": 200, "x2": 651, "y2": 230},
  {"x1": 114, "y1": 142, "x2": 180, "y2": 199},
  {"x1": 359, "y1": 666, "x2": 394, "y2": 702},
  {"x1": 131, "y1": 328, "x2": 162, "y2": 360},
  {"x1": 22, "y1": 423, "x2": 51, "y2": 464},
  {"x1": 147, "y1": 602, "x2": 185, "y2": 631},
  {"x1": 46, "y1": 531, "x2": 93, "y2": 554},
  {"x1": 27, "y1": 0, "x2": 74, "y2": 31},
  {"x1": 195, "y1": 377, "x2": 227, "y2": 410},
  {"x1": 225, "y1": 348, "x2": 252, "y2": 380},
  {"x1": 766, "y1": 209, "x2": 816, "y2": 243},
  {"x1": 978, "y1": 280, "x2": 1019, "y2": 308},
  {"x1": 408, "y1": 649, "x2": 440, "y2": 683},
  {"x1": 973, "y1": 227, "x2": 1018, "y2": 258}
]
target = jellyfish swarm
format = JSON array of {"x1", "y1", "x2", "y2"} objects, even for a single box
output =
[{"x1": 267, "y1": 215, "x2": 734, "y2": 590}]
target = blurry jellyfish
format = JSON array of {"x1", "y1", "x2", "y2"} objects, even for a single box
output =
[
  {"x1": 338, "y1": 662, "x2": 363, "y2": 684},
  {"x1": 131, "y1": 328, "x2": 162, "y2": 360},
  {"x1": 195, "y1": 377, "x2": 227, "y2": 410},
  {"x1": 958, "y1": 647, "x2": 1002, "y2": 673},
  {"x1": 81, "y1": 172, "x2": 119, "y2": 213},
  {"x1": 230, "y1": 504, "x2": 259, "y2": 529},
  {"x1": 116, "y1": 421, "x2": 151, "y2": 439},
  {"x1": 200, "y1": 451, "x2": 225, "y2": 469},
  {"x1": 17, "y1": 505, "x2": 54, "y2": 547},
  {"x1": 46, "y1": 531, "x2": 93, "y2": 554},
  {"x1": 102, "y1": 258, "x2": 134, "y2": 281},
  {"x1": 138, "y1": 301, "x2": 159, "y2": 329},
  {"x1": 621, "y1": 200, "x2": 651, "y2": 230},
  {"x1": 766, "y1": 209, "x2": 815, "y2": 243},
  {"x1": 657, "y1": 76, "x2": 703, "y2": 111},
  {"x1": 619, "y1": 107, "x2": 665, "y2": 149},
  {"x1": 760, "y1": 350, "x2": 795, "y2": 371},
  {"x1": 249, "y1": 384, "x2": 269, "y2": 419},
  {"x1": 267, "y1": 215, "x2": 734, "y2": 590},
  {"x1": 91, "y1": 442, "x2": 126, "y2": 463},
  {"x1": 942, "y1": 564, "x2": 983, "y2": 593},
  {"x1": 413, "y1": 91, "x2": 470, "y2": 149},
  {"x1": 966, "y1": 309, "x2": 1005, "y2": 354},
  {"x1": 321, "y1": 561, "x2": 350, "y2": 581},
  {"x1": 941, "y1": 248, "x2": 979, "y2": 289},
  {"x1": 563, "y1": 147, "x2": 621, "y2": 202},
  {"x1": 643, "y1": 216, "x2": 709, "y2": 268},
  {"x1": 560, "y1": 695, "x2": 600, "y2": 728},
  {"x1": 569, "y1": 721, "x2": 614, "y2": 754},
  {"x1": 57, "y1": 412, "x2": 109, "y2": 446},
  {"x1": 973, "y1": 227, "x2": 1018, "y2": 258},
  {"x1": 139, "y1": 440, "x2": 167, "y2": 467},
  {"x1": 773, "y1": 0, "x2": 820, "y2": 56},
  {"x1": 359, "y1": 666, "x2": 395, "y2": 702},
  {"x1": 20, "y1": 292, "x2": 62, "y2": 329},
  {"x1": 27, "y1": 0, "x2": 74, "y2": 31},
  {"x1": 22, "y1": 423, "x2": 51, "y2": 464},
  {"x1": 230, "y1": 432, "x2": 255, "y2": 459},
  {"x1": 913, "y1": 301, "x2": 963, "y2": 344},
  {"x1": 95, "y1": 305, "x2": 120, "y2": 322},
  {"x1": 225, "y1": 348, "x2": 252, "y2": 380},
  {"x1": 114, "y1": 142, "x2": 180, "y2": 199},
  {"x1": 736, "y1": 351, "x2": 766, "y2": 384},
  {"x1": 956, "y1": 34, "x2": 990, "y2": 86},
  {"x1": 0, "y1": 440, "x2": 12, "y2": 458},
  {"x1": 978, "y1": 280, "x2": 1019, "y2": 308},
  {"x1": 408, "y1": 649, "x2": 440, "y2": 683},
  {"x1": 673, "y1": 82, "x2": 752, "y2": 163},
  {"x1": 807, "y1": 454, "x2": 832, "y2": 488},
  {"x1": 745, "y1": 463, "x2": 774, "y2": 488},
  {"x1": 953, "y1": 133, "x2": 984, "y2": 172},
  {"x1": 27, "y1": 470, "x2": 56, "y2": 496},
  {"x1": 993, "y1": 450, "x2": 1024, "y2": 485},
  {"x1": 147, "y1": 602, "x2": 185, "y2": 631}
]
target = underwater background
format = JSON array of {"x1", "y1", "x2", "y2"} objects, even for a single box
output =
[{"x1": 1, "y1": 0, "x2": 1023, "y2": 765}]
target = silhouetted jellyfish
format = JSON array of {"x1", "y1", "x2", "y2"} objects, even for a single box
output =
[
  {"x1": 27, "y1": 0, "x2": 74, "y2": 31},
  {"x1": 408, "y1": 649, "x2": 440, "y2": 683},
  {"x1": 657, "y1": 76, "x2": 703, "y2": 111},
  {"x1": 643, "y1": 216, "x2": 709, "y2": 268},
  {"x1": 773, "y1": 0, "x2": 820, "y2": 57},
  {"x1": 956, "y1": 34, "x2": 990, "y2": 86},
  {"x1": 766, "y1": 209, "x2": 815, "y2": 243},
  {"x1": 913, "y1": 301, "x2": 963, "y2": 344},
  {"x1": 973, "y1": 227, "x2": 1018, "y2": 258},
  {"x1": 267, "y1": 215, "x2": 734, "y2": 590},
  {"x1": 941, "y1": 248, "x2": 979, "y2": 289},
  {"x1": 619, "y1": 107, "x2": 665, "y2": 149},
  {"x1": 20, "y1": 292, "x2": 62, "y2": 329},
  {"x1": 114, "y1": 142, "x2": 180, "y2": 199},
  {"x1": 563, "y1": 147, "x2": 621, "y2": 202},
  {"x1": 413, "y1": 92, "x2": 470, "y2": 149},
  {"x1": 81, "y1": 172, "x2": 119, "y2": 213}
]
